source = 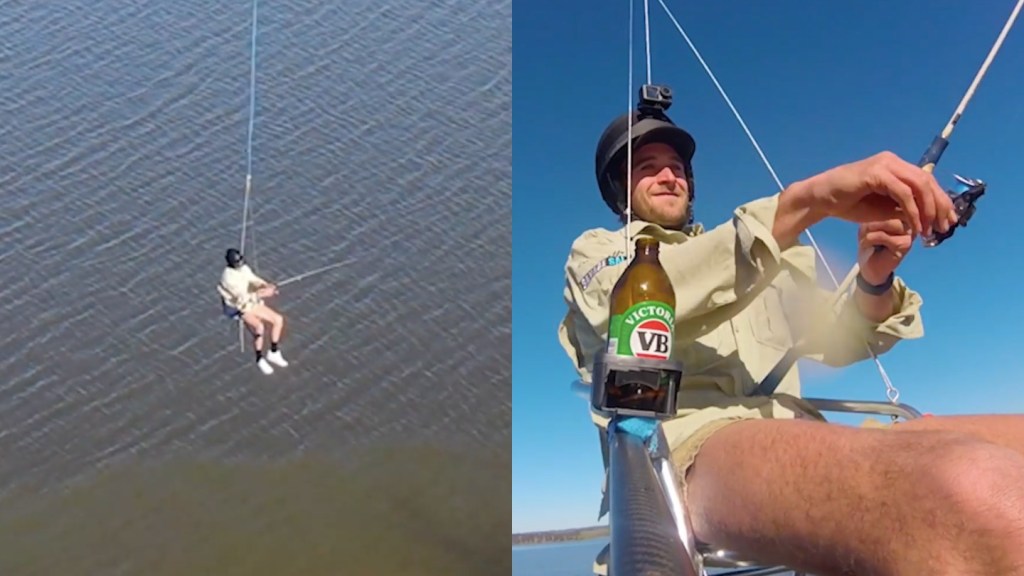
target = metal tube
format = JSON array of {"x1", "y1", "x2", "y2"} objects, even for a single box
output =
[
  {"x1": 607, "y1": 423, "x2": 696, "y2": 575},
  {"x1": 802, "y1": 397, "x2": 924, "y2": 420}
]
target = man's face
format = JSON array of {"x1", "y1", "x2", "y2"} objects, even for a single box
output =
[{"x1": 625, "y1": 142, "x2": 690, "y2": 227}]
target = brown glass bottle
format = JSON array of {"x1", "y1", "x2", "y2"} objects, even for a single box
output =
[
  {"x1": 605, "y1": 237, "x2": 677, "y2": 411},
  {"x1": 607, "y1": 237, "x2": 676, "y2": 359}
]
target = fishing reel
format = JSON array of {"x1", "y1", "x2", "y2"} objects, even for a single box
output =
[
  {"x1": 923, "y1": 174, "x2": 986, "y2": 247},
  {"x1": 637, "y1": 84, "x2": 674, "y2": 117},
  {"x1": 590, "y1": 350, "x2": 683, "y2": 420}
]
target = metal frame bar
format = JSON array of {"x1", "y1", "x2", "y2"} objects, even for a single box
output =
[
  {"x1": 606, "y1": 423, "x2": 698, "y2": 575},
  {"x1": 803, "y1": 397, "x2": 923, "y2": 420}
]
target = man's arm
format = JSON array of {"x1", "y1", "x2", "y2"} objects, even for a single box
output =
[
  {"x1": 853, "y1": 282, "x2": 900, "y2": 323},
  {"x1": 244, "y1": 266, "x2": 272, "y2": 290},
  {"x1": 793, "y1": 212, "x2": 924, "y2": 366},
  {"x1": 795, "y1": 275, "x2": 924, "y2": 368}
]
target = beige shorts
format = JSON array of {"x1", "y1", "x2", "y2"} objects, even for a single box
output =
[
  {"x1": 237, "y1": 297, "x2": 265, "y2": 315},
  {"x1": 661, "y1": 394, "x2": 827, "y2": 499}
]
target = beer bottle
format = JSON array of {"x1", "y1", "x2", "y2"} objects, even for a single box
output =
[{"x1": 606, "y1": 237, "x2": 676, "y2": 361}]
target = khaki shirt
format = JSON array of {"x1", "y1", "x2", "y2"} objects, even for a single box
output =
[
  {"x1": 559, "y1": 193, "x2": 925, "y2": 447},
  {"x1": 217, "y1": 264, "x2": 268, "y2": 313}
]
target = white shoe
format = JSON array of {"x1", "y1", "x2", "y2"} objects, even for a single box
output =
[
  {"x1": 266, "y1": 350, "x2": 289, "y2": 368},
  {"x1": 257, "y1": 358, "x2": 274, "y2": 375}
]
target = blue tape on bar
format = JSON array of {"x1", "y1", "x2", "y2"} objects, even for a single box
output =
[{"x1": 612, "y1": 416, "x2": 659, "y2": 454}]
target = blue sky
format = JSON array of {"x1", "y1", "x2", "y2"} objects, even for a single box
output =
[{"x1": 513, "y1": 0, "x2": 1024, "y2": 533}]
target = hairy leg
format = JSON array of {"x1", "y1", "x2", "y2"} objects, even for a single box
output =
[
  {"x1": 683, "y1": 418, "x2": 1024, "y2": 576},
  {"x1": 896, "y1": 413, "x2": 1024, "y2": 455}
]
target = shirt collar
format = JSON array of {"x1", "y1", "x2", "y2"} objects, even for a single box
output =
[{"x1": 622, "y1": 218, "x2": 705, "y2": 243}]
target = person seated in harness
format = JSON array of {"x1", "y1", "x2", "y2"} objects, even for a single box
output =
[
  {"x1": 559, "y1": 95, "x2": 1024, "y2": 575},
  {"x1": 218, "y1": 248, "x2": 289, "y2": 375}
]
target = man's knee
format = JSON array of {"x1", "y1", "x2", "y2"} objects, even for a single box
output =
[
  {"x1": 926, "y1": 436, "x2": 1024, "y2": 525},
  {"x1": 244, "y1": 318, "x2": 264, "y2": 337},
  {"x1": 913, "y1": 434, "x2": 1024, "y2": 568},
  {"x1": 670, "y1": 420, "x2": 1024, "y2": 573}
]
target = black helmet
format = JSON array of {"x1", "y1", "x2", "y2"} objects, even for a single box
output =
[
  {"x1": 225, "y1": 248, "x2": 244, "y2": 268},
  {"x1": 594, "y1": 94, "x2": 697, "y2": 216}
]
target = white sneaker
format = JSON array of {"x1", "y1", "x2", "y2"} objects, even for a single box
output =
[
  {"x1": 266, "y1": 350, "x2": 289, "y2": 368},
  {"x1": 257, "y1": 358, "x2": 274, "y2": 375}
]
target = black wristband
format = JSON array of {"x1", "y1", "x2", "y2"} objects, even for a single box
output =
[{"x1": 856, "y1": 271, "x2": 894, "y2": 295}]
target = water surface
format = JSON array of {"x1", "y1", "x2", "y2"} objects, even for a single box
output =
[{"x1": 0, "y1": 0, "x2": 510, "y2": 573}]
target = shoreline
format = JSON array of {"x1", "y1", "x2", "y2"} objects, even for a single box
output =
[{"x1": 512, "y1": 525, "x2": 609, "y2": 546}]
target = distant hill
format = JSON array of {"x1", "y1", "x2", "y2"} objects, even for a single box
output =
[{"x1": 512, "y1": 524, "x2": 610, "y2": 545}]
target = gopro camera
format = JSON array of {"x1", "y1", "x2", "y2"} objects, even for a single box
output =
[{"x1": 638, "y1": 84, "x2": 673, "y2": 115}]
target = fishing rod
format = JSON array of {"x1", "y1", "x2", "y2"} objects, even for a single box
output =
[
  {"x1": 274, "y1": 259, "x2": 353, "y2": 287},
  {"x1": 831, "y1": 0, "x2": 1023, "y2": 296},
  {"x1": 923, "y1": 0, "x2": 1022, "y2": 176},
  {"x1": 755, "y1": 0, "x2": 1023, "y2": 398}
]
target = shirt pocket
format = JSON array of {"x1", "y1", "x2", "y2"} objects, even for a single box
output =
[
  {"x1": 676, "y1": 321, "x2": 730, "y2": 369},
  {"x1": 746, "y1": 285, "x2": 794, "y2": 352},
  {"x1": 675, "y1": 320, "x2": 741, "y2": 397}
]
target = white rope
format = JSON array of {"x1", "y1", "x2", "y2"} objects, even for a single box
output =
[
  {"x1": 643, "y1": 0, "x2": 652, "y2": 84},
  {"x1": 624, "y1": 0, "x2": 656, "y2": 262},
  {"x1": 654, "y1": 0, "x2": 840, "y2": 284},
  {"x1": 654, "y1": 0, "x2": 901, "y2": 402},
  {"x1": 238, "y1": 0, "x2": 260, "y2": 353},
  {"x1": 239, "y1": 0, "x2": 259, "y2": 256},
  {"x1": 625, "y1": 0, "x2": 635, "y2": 261}
]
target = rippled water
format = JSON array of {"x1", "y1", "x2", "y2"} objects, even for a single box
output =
[{"x1": 0, "y1": 0, "x2": 511, "y2": 573}]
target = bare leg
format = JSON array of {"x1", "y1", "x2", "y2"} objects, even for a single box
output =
[
  {"x1": 240, "y1": 313, "x2": 265, "y2": 358},
  {"x1": 269, "y1": 308, "x2": 284, "y2": 344},
  {"x1": 249, "y1": 304, "x2": 284, "y2": 345},
  {"x1": 896, "y1": 414, "x2": 1024, "y2": 456},
  {"x1": 683, "y1": 417, "x2": 1024, "y2": 575},
  {"x1": 248, "y1": 304, "x2": 287, "y2": 367}
]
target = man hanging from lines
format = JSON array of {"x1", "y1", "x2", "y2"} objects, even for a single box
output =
[
  {"x1": 217, "y1": 248, "x2": 289, "y2": 375},
  {"x1": 557, "y1": 96, "x2": 1024, "y2": 575}
]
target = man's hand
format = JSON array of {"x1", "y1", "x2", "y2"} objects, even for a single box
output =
[
  {"x1": 257, "y1": 284, "x2": 278, "y2": 298},
  {"x1": 804, "y1": 151, "x2": 958, "y2": 235},
  {"x1": 852, "y1": 219, "x2": 910, "y2": 322},
  {"x1": 857, "y1": 219, "x2": 912, "y2": 285},
  {"x1": 775, "y1": 151, "x2": 958, "y2": 248}
]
